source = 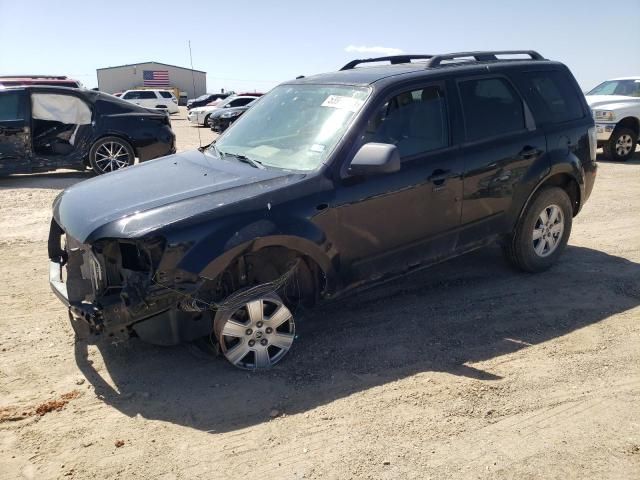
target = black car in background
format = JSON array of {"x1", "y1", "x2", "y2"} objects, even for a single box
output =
[
  {"x1": 50, "y1": 51, "x2": 597, "y2": 370},
  {"x1": 0, "y1": 86, "x2": 175, "y2": 175},
  {"x1": 186, "y1": 93, "x2": 231, "y2": 110},
  {"x1": 209, "y1": 103, "x2": 254, "y2": 132}
]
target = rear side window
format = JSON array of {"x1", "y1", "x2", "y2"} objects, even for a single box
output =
[
  {"x1": 123, "y1": 91, "x2": 157, "y2": 100},
  {"x1": 0, "y1": 92, "x2": 26, "y2": 121},
  {"x1": 521, "y1": 70, "x2": 585, "y2": 124},
  {"x1": 159, "y1": 91, "x2": 173, "y2": 99},
  {"x1": 229, "y1": 97, "x2": 255, "y2": 107},
  {"x1": 459, "y1": 77, "x2": 525, "y2": 141}
]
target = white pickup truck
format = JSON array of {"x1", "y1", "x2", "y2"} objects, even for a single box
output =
[{"x1": 586, "y1": 77, "x2": 640, "y2": 161}]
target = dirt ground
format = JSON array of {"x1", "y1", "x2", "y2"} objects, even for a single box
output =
[{"x1": 0, "y1": 107, "x2": 639, "y2": 479}]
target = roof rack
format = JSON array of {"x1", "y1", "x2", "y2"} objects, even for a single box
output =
[
  {"x1": 340, "y1": 55, "x2": 434, "y2": 71},
  {"x1": 425, "y1": 50, "x2": 544, "y2": 68},
  {"x1": 339, "y1": 50, "x2": 545, "y2": 71}
]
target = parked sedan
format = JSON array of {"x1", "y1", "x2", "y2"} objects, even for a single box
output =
[
  {"x1": 187, "y1": 93, "x2": 230, "y2": 110},
  {"x1": 0, "y1": 86, "x2": 175, "y2": 175},
  {"x1": 187, "y1": 95, "x2": 260, "y2": 126},
  {"x1": 209, "y1": 103, "x2": 254, "y2": 132}
]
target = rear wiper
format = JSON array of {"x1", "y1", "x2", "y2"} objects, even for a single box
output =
[{"x1": 217, "y1": 149, "x2": 265, "y2": 169}]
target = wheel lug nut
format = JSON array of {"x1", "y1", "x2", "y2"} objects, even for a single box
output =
[
  {"x1": 265, "y1": 327, "x2": 273, "y2": 334},
  {"x1": 256, "y1": 321, "x2": 263, "y2": 328},
  {"x1": 260, "y1": 338, "x2": 268, "y2": 346},
  {"x1": 245, "y1": 328, "x2": 253, "y2": 335},
  {"x1": 248, "y1": 339, "x2": 255, "y2": 347}
]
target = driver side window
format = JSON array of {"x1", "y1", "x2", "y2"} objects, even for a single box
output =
[{"x1": 362, "y1": 85, "x2": 449, "y2": 158}]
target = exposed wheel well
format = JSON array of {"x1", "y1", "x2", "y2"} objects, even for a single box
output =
[
  {"x1": 205, "y1": 246, "x2": 326, "y2": 309},
  {"x1": 616, "y1": 117, "x2": 640, "y2": 137},
  {"x1": 537, "y1": 173, "x2": 580, "y2": 216}
]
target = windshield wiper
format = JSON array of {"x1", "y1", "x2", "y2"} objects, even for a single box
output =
[{"x1": 216, "y1": 148, "x2": 265, "y2": 169}]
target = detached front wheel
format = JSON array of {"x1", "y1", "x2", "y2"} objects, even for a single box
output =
[
  {"x1": 89, "y1": 137, "x2": 135, "y2": 174},
  {"x1": 214, "y1": 291, "x2": 295, "y2": 370},
  {"x1": 503, "y1": 187, "x2": 572, "y2": 272}
]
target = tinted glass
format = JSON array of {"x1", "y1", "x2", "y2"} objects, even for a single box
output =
[
  {"x1": 229, "y1": 98, "x2": 255, "y2": 107},
  {"x1": 139, "y1": 91, "x2": 157, "y2": 99},
  {"x1": 159, "y1": 91, "x2": 173, "y2": 98},
  {"x1": 523, "y1": 70, "x2": 584, "y2": 124},
  {"x1": 459, "y1": 77, "x2": 525, "y2": 141},
  {"x1": 363, "y1": 86, "x2": 448, "y2": 157},
  {"x1": 0, "y1": 92, "x2": 25, "y2": 121}
]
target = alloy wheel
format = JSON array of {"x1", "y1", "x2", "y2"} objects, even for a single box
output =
[
  {"x1": 615, "y1": 134, "x2": 634, "y2": 157},
  {"x1": 93, "y1": 141, "x2": 131, "y2": 173},
  {"x1": 216, "y1": 293, "x2": 295, "y2": 370},
  {"x1": 532, "y1": 204, "x2": 564, "y2": 257}
]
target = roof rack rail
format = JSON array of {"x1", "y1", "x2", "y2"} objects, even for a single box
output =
[
  {"x1": 425, "y1": 50, "x2": 544, "y2": 68},
  {"x1": 340, "y1": 55, "x2": 434, "y2": 71}
]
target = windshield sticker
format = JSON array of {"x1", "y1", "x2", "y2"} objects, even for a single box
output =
[
  {"x1": 310, "y1": 144, "x2": 326, "y2": 153},
  {"x1": 321, "y1": 95, "x2": 365, "y2": 112}
]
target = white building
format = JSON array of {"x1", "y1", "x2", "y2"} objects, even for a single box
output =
[{"x1": 96, "y1": 61, "x2": 207, "y2": 99}]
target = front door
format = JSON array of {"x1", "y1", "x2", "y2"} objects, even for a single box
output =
[
  {"x1": 0, "y1": 89, "x2": 30, "y2": 175},
  {"x1": 328, "y1": 83, "x2": 464, "y2": 282}
]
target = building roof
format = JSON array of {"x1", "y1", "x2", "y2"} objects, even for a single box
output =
[{"x1": 96, "y1": 61, "x2": 206, "y2": 74}]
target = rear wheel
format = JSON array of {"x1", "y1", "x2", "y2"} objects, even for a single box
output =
[
  {"x1": 603, "y1": 127, "x2": 637, "y2": 161},
  {"x1": 502, "y1": 187, "x2": 572, "y2": 272},
  {"x1": 88, "y1": 137, "x2": 135, "y2": 174},
  {"x1": 204, "y1": 114, "x2": 212, "y2": 127}
]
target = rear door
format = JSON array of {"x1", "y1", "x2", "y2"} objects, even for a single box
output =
[
  {"x1": 456, "y1": 75, "x2": 546, "y2": 242},
  {"x1": 0, "y1": 90, "x2": 30, "y2": 175}
]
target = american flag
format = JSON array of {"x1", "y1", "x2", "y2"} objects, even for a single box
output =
[{"x1": 143, "y1": 70, "x2": 170, "y2": 86}]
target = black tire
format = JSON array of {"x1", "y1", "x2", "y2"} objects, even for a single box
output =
[
  {"x1": 603, "y1": 127, "x2": 637, "y2": 161},
  {"x1": 204, "y1": 114, "x2": 212, "y2": 127},
  {"x1": 502, "y1": 187, "x2": 573, "y2": 273},
  {"x1": 88, "y1": 136, "x2": 135, "y2": 175}
]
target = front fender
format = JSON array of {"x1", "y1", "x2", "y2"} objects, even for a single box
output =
[{"x1": 173, "y1": 215, "x2": 338, "y2": 293}]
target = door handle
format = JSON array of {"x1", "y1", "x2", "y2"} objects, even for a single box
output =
[
  {"x1": 429, "y1": 169, "x2": 451, "y2": 186},
  {"x1": 518, "y1": 146, "x2": 541, "y2": 160}
]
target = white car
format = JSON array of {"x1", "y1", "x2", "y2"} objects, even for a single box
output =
[
  {"x1": 586, "y1": 77, "x2": 640, "y2": 161},
  {"x1": 187, "y1": 95, "x2": 259, "y2": 126},
  {"x1": 121, "y1": 89, "x2": 179, "y2": 114}
]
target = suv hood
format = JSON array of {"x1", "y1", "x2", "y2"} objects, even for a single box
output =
[
  {"x1": 53, "y1": 150, "x2": 306, "y2": 243},
  {"x1": 586, "y1": 94, "x2": 640, "y2": 109}
]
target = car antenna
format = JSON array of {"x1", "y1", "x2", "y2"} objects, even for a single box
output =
[{"x1": 188, "y1": 40, "x2": 202, "y2": 149}]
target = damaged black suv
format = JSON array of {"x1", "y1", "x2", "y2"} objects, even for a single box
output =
[
  {"x1": 0, "y1": 86, "x2": 175, "y2": 175},
  {"x1": 49, "y1": 51, "x2": 597, "y2": 370}
]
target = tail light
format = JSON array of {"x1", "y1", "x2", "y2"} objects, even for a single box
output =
[{"x1": 588, "y1": 126, "x2": 597, "y2": 162}]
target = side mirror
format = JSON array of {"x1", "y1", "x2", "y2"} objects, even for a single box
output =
[{"x1": 349, "y1": 143, "x2": 401, "y2": 176}]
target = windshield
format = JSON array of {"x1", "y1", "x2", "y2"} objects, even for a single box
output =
[
  {"x1": 212, "y1": 84, "x2": 370, "y2": 171},
  {"x1": 587, "y1": 80, "x2": 640, "y2": 97}
]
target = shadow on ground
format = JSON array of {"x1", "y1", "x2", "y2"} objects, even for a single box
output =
[
  {"x1": 73, "y1": 244, "x2": 640, "y2": 433},
  {"x1": 0, "y1": 171, "x2": 92, "y2": 190}
]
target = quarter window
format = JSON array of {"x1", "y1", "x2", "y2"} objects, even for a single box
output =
[
  {"x1": 159, "y1": 91, "x2": 173, "y2": 99},
  {"x1": 363, "y1": 86, "x2": 449, "y2": 157},
  {"x1": 523, "y1": 71, "x2": 585, "y2": 124},
  {"x1": 459, "y1": 78, "x2": 525, "y2": 141}
]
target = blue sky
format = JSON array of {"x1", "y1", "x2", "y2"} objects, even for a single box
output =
[{"x1": 1, "y1": 0, "x2": 638, "y2": 93}]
